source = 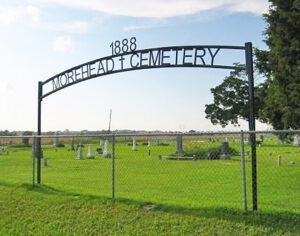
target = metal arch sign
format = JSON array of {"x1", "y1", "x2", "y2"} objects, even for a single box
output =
[
  {"x1": 36, "y1": 39, "x2": 257, "y2": 211},
  {"x1": 41, "y1": 43, "x2": 246, "y2": 99}
]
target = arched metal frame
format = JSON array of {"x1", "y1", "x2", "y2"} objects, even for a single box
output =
[{"x1": 36, "y1": 42, "x2": 257, "y2": 210}]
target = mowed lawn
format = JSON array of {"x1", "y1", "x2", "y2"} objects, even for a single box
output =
[
  {"x1": 0, "y1": 182, "x2": 299, "y2": 235},
  {"x1": 0, "y1": 137, "x2": 299, "y2": 234},
  {"x1": 0, "y1": 138, "x2": 299, "y2": 212}
]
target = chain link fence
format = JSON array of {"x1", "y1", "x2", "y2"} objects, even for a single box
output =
[{"x1": 0, "y1": 131, "x2": 299, "y2": 212}]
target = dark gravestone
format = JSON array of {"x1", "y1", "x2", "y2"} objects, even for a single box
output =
[
  {"x1": 96, "y1": 148, "x2": 103, "y2": 154},
  {"x1": 69, "y1": 139, "x2": 75, "y2": 151},
  {"x1": 220, "y1": 142, "x2": 230, "y2": 160},
  {"x1": 208, "y1": 151, "x2": 219, "y2": 160},
  {"x1": 176, "y1": 135, "x2": 183, "y2": 154}
]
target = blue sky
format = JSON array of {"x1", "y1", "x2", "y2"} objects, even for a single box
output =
[{"x1": 0, "y1": 0, "x2": 272, "y2": 132}]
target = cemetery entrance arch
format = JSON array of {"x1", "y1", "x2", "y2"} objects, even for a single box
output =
[{"x1": 37, "y1": 42, "x2": 257, "y2": 209}]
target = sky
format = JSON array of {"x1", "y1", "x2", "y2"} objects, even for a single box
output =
[{"x1": 0, "y1": 0, "x2": 272, "y2": 132}]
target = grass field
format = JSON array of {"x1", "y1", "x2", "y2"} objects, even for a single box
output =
[
  {"x1": 0, "y1": 135, "x2": 299, "y2": 234},
  {"x1": 0, "y1": 182, "x2": 299, "y2": 235}
]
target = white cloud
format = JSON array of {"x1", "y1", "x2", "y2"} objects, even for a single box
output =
[
  {"x1": 0, "y1": 5, "x2": 39, "y2": 26},
  {"x1": 52, "y1": 36, "x2": 74, "y2": 53},
  {"x1": 33, "y1": 0, "x2": 270, "y2": 18},
  {"x1": 229, "y1": 0, "x2": 270, "y2": 15},
  {"x1": 58, "y1": 21, "x2": 89, "y2": 33},
  {"x1": 123, "y1": 19, "x2": 170, "y2": 31},
  {"x1": 45, "y1": 20, "x2": 90, "y2": 33}
]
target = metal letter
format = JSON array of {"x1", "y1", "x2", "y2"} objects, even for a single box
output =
[
  {"x1": 81, "y1": 65, "x2": 89, "y2": 79},
  {"x1": 52, "y1": 77, "x2": 61, "y2": 91},
  {"x1": 161, "y1": 49, "x2": 171, "y2": 66},
  {"x1": 183, "y1": 48, "x2": 193, "y2": 65},
  {"x1": 140, "y1": 50, "x2": 149, "y2": 68},
  {"x1": 149, "y1": 50, "x2": 161, "y2": 66},
  {"x1": 194, "y1": 48, "x2": 206, "y2": 65},
  {"x1": 208, "y1": 48, "x2": 220, "y2": 66},
  {"x1": 97, "y1": 60, "x2": 105, "y2": 74},
  {"x1": 130, "y1": 53, "x2": 140, "y2": 68}
]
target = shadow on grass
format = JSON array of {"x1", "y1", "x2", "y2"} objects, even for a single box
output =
[{"x1": 1, "y1": 181, "x2": 299, "y2": 234}]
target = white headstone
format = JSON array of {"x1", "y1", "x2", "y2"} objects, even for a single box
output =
[
  {"x1": 77, "y1": 146, "x2": 83, "y2": 160},
  {"x1": 53, "y1": 134, "x2": 58, "y2": 147},
  {"x1": 100, "y1": 139, "x2": 104, "y2": 146},
  {"x1": 103, "y1": 140, "x2": 111, "y2": 158},
  {"x1": 86, "y1": 145, "x2": 94, "y2": 159},
  {"x1": 0, "y1": 146, "x2": 2, "y2": 155},
  {"x1": 148, "y1": 140, "x2": 151, "y2": 147},
  {"x1": 293, "y1": 135, "x2": 300, "y2": 147},
  {"x1": 132, "y1": 138, "x2": 137, "y2": 151}
]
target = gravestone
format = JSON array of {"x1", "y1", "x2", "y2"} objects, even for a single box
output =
[
  {"x1": 148, "y1": 140, "x2": 151, "y2": 147},
  {"x1": 278, "y1": 155, "x2": 281, "y2": 167},
  {"x1": 132, "y1": 138, "x2": 137, "y2": 151},
  {"x1": 176, "y1": 135, "x2": 183, "y2": 154},
  {"x1": 53, "y1": 135, "x2": 58, "y2": 147},
  {"x1": 96, "y1": 148, "x2": 103, "y2": 154},
  {"x1": 100, "y1": 139, "x2": 104, "y2": 146},
  {"x1": 260, "y1": 134, "x2": 264, "y2": 143},
  {"x1": 77, "y1": 146, "x2": 83, "y2": 160},
  {"x1": 44, "y1": 158, "x2": 48, "y2": 167},
  {"x1": 0, "y1": 146, "x2": 2, "y2": 155},
  {"x1": 221, "y1": 142, "x2": 229, "y2": 153},
  {"x1": 86, "y1": 145, "x2": 94, "y2": 159},
  {"x1": 293, "y1": 135, "x2": 300, "y2": 147},
  {"x1": 103, "y1": 140, "x2": 111, "y2": 158},
  {"x1": 69, "y1": 139, "x2": 75, "y2": 151},
  {"x1": 220, "y1": 142, "x2": 230, "y2": 160}
]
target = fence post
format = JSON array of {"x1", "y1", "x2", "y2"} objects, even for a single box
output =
[
  {"x1": 32, "y1": 137, "x2": 36, "y2": 185},
  {"x1": 245, "y1": 42, "x2": 257, "y2": 211},
  {"x1": 112, "y1": 134, "x2": 115, "y2": 202},
  {"x1": 37, "y1": 81, "x2": 43, "y2": 184},
  {"x1": 240, "y1": 131, "x2": 248, "y2": 212}
]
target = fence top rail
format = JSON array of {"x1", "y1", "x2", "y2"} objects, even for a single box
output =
[{"x1": 1, "y1": 130, "x2": 300, "y2": 139}]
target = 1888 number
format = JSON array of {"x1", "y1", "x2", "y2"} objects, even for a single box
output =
[{"x1": 110, "y1": 37, "x2": 137, "y2": 55}]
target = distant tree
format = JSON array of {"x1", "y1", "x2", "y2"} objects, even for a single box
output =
[{"x1": 22, "y1": 131, "x2": 33, "y2": 146}]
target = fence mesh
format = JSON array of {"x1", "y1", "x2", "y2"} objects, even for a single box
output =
[
  {"x1": 0, "y1": 131, "x2": 299, "y2": 213},
  {"x1": 0, "y1": 137, "x2": 33, "y2": 185}
]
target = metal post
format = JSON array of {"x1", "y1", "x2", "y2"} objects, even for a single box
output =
[
  {"x1": 32, "y1": 137, "x2": 36, "y2": 185},
  {"x1": 245, "y1": 42, "x2": 257, "y2": 211},
  {"x1": 112, "y1": 135, "x2": 115, "y2": 202},
  {"x1": 240, "y1": 131, "x2": 248, "y2": 212},
  {"x1": 37, "y1": 81, "x2": 43, "y2": 184}
]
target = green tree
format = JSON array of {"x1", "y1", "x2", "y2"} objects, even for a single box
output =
[
  {"x1": 205, "y1": 0, "x2": 300, "y2": 129},
  {"x1": 205, "y1": 65, "x2": 265, "y2": 127},
  {"x1": 256, "y1": 0, "x2": 300, "y2": 129}
]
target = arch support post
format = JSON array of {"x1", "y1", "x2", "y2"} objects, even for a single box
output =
[
  {"x1": 245, "y1": 42, "x2": 257, "y2": 211},
  {"x1": 37, "y1": 81, "x2": 43, "y2": 184}
]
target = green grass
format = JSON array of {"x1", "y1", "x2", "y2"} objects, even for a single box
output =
[
  {"x1": 0, "y1": 139, "x2": 299, "y2": 211},
  {"x1": 0, "y1": 182, "x2": 299, "y2": 235},
  {"x1": 0, "y1": 137, "x2": 299, "y2": 234}
]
